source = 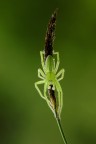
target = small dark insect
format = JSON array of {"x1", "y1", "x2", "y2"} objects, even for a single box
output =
[{"x1": 48, "y1": 84, "x2": 57, "y2": 110}]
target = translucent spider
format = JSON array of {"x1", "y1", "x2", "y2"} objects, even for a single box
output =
[{"x1": 35, "y1": 50, "x2": 65, "y2": 118}]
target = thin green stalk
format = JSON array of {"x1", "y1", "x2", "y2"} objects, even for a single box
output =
[{"x1": 55, "y1": 113, "x2": 67, "y2": 144}]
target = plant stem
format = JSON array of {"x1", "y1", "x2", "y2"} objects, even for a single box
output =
[{"x1": 55, "y1": 115, "x2": 67, "y2": 144}]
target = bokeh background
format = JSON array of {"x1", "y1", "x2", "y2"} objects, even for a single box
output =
[{"x1": 0, "y1": 0, "x2": 96, "y2": 144}]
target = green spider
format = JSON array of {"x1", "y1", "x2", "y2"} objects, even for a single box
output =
[{"x1": 35, "y1": 50, "x2": 65, "y2": 118}]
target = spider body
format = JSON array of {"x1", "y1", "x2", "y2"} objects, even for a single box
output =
[
  {"x1": 45, "y1": 55, "x2": 55, "y2": 74},
  {"x1": 35, "y1": 51, "x2": 65, "y2": 118}
]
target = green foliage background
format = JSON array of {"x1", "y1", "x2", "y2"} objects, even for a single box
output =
[{"x1": 0, "y1": 0, "x2": 96, "y2": 144}]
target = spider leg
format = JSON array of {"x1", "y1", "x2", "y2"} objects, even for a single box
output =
[
  {"x1": 35, "y1": 80, "x2": 46, "y2": 100},
  {"x1": 40, "y1": 51, "x2": 45, "y2": 72},
  {"x1": 53, "y1": 51, "x2": 60, "y2": 73},
  {"x1": 38, "y1": 68, "x2": 45, "y2": 80},
  {"x1": 55, "y1": 80, "x2": 63, "y2": 118},
  {"x1": 56, "y1": 69, "x2": 65, "y2": 81}
]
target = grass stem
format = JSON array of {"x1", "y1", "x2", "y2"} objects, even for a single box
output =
[{"x1": 55, "y1": 114, "x2": 67, "y2": 144}]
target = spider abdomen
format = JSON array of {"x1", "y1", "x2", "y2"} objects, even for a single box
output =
[{"x1": 45, "y1": 55, "x2": 55, "y2": 73}]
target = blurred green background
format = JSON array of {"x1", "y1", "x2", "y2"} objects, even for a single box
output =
[{"x1": 0, "y1": 0, "x2": 96, "y2": 144}]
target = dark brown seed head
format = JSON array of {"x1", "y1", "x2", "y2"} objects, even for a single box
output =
[{"x1": 44, "y1": 8, "x2": 58, "y2": 60}]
